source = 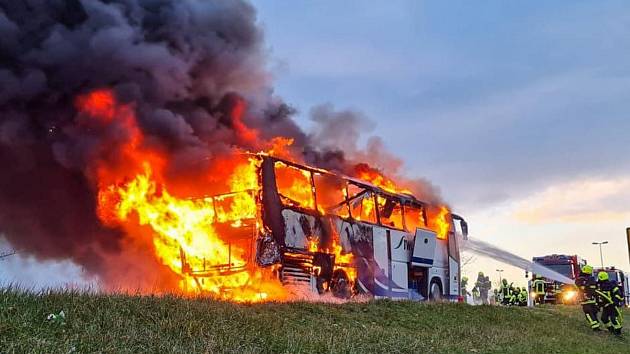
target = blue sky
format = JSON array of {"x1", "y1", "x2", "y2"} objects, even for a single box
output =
[{"x1": 251, "y1": 0, "x2": 630, "y2": 284}]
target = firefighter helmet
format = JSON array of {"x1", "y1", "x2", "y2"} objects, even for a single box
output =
[
  {"x1": 478, "y1": 272, "x2": 484, "y2": 276},
  {"x1": 502, "y1": 278, "x2": 508, "y2": 285},
  {"x1": 581, "y1": 265, "x2": 593, "y2": 275},
  {"x1": 597, "y1": 271, "x2": 609, "y2": 281}
]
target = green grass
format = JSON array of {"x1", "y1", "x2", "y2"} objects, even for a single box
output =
[{"x1": 0, "y1": 289, "x2": 628, "y2": 353}]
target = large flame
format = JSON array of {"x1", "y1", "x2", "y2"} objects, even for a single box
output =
[
  {"x1": 98, "y1": 159, "x2": 286, "y2": 302},
  {"x1": 80, "y1": 89, "x2": 450, "y2": 302},
  {"x1": 429, "y1": 206, "x2": 451, "y2": 240}
]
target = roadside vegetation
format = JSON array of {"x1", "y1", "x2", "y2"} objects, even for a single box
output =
[{"x1": 1, "y1": 288, "x2": 628, "y2": 353}]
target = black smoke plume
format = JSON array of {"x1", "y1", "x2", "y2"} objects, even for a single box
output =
[{"x1": 0, "y1": 0, "x2": 442, "y2": 285}]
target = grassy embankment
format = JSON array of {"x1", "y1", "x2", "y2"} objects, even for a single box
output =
[{"x1": 1, "y1": 289, "x2": 628, "y2": 353}]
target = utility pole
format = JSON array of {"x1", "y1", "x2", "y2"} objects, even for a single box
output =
[
  {"x1": 592, "y1": 241, "x2": 608, "y2": 268},
  {"x1": 626, "y1": 228, "x2": 630, "y2": 266}
]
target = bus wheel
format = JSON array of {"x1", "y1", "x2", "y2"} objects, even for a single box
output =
[
  {"x1": 429, "y1": 279, "x2": 443, "y2": 301},
  {"x1": 330, "y1": 270, "x2": 352, "y2": 299}
]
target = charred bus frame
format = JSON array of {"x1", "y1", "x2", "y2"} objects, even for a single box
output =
[{"x1": 181, "y1": 154, "x2": 469, "y2": 300}]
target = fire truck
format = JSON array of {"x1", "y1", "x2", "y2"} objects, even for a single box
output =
[
  {"x1": 592, "y1": 267, "x2": 630, "y2": 307},
  {"x1": 182, "y1": 154, "x2": 469, "y2": 301},
  {"x1": 531, "y1": 254, "x2": 585, "y2": 304}
]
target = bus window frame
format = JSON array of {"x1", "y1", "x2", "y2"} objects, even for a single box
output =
[
  {"x1": 346, "y1": 184, "x2": 379, "y2": 225},
  {"x1": 273, "y1": 160, "x2": 317, "y2": 212},
  {"x1": 313, "y1": 172, "x2": 351, "y2": 219},
  {"x1": 262, "y1": 156, "x2": 435, "y2": 231},
  {"x1": 402, "y1": 201, "x2": 428, "y2": 234},
  {"x1": 375, "y1": 193, "x2": 405, "y2": 231}
]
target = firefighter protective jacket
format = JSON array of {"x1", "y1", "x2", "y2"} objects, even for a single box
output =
[
  {"x1": 596, "y1": 280, "x2": 623, "y2": 307},
  {"x1": 575, "y1": 275, "x2": 597, "y2": 305},
  {"x1": 501, "y1": 283, "x2": 511, "y2": 297},
  {"x1": 533, "y1": 279, "x2": 545, "y2": 294}
]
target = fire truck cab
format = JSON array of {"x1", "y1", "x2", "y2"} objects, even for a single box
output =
[
  {"x1": 531, "y1": 254, "x2": 585, "y2": 304},
  {"x1": 256, "y1": 156, "x2": 469, "y2": 301}
]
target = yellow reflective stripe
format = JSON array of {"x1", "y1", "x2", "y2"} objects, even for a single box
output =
[
  {"x1": 615, "y1": 308, "x2": 624, "y2": 325},
  {"x1": 595, "y1": 290, "x2": 613, "y2": 303}
]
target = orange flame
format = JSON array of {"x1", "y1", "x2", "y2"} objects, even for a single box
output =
[
  {"x1": 76, "y1": 89, "x2": 117, "y2": 122},
  {"x1": 354, "y1": 163, "x2": 412, "y2": 194},
  {"x1": 79, "y1": 88, "x2": 450, "y2": 302},
  {"x1": 429, "y1": 206, "x2": 450, "y2": 240}
]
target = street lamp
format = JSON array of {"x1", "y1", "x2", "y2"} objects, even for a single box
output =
[
  {"x1": 592, "y1": 241, "x2": 609, "y2": 268},
  {"x1": 496, "y1": 269, "x2": 504, "y2": 284}
]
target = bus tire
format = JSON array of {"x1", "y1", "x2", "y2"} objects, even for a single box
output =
[{"x1": 429, "y1": 279, "x2": 443, "y2": 302}]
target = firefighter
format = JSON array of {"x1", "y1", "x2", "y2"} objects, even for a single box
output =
[
  {"x1": 596, "y1": 271, "x2": 624, "y2": 335},
  {"x1": 492, "y1": 289, "x2": 500, "y2": 304},
  {"x1": 472, "y1": 286, "x2": 480, "y2": 304},
  {"x1": 500, "y1": 279, "x2": 511, "y2": 305},
  {"x1": 475, "y1": 272, "x2": 490, "y2": 305},
  {"x1": 519, "y1": 287, "x2": 528, "y2": 306},
  {"x1": 575, "y1": 265, "x2": 600, "y2": 331},
  {"x1": 532, "y1": 275, "x2": 545, "y2": 305},
  {"x1": 461, "y1": 276, "x2": 470, "y2": 301},
  {"x1": 511, "y1": 287, "x2": 520, "y2": 306},
  {"x1": 516, "y1": 288, "x2": 527, "y2": 306},
  {"x1": 483, "y1": 275, "x2": 492, "y2": 304}
]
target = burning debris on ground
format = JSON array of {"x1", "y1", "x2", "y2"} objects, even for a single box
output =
[{"x1": 0, "y1": 0, "x2": 453, "y2": 302}]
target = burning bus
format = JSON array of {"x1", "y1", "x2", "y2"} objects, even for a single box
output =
[
  {"x1": 1, "y1": 2, "x2": 468, "y2": 305},
  {"x1": 111, "y1": 153, "x2": 469, "y2": 302}
]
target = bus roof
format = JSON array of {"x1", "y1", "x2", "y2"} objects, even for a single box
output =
[{"x1": 258, "y1": 153, "x2": 428, "y2": 207}]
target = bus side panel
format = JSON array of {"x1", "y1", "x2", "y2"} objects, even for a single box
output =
[
  {"x1": 347, "y1": 223, "x2": 376, "y2": 296},
  {"x1": 391, "y1": 261, "x2": 409, "y2": 298},
  {"x1": 369, "y1": 227, "x2": 408, "y2": 298},
  {"x1": 372, "y1": 228, "x2": 390, "y2": 297},
  {"x1": 434, "y1": 238, "x2": 449, "y2": 268},
  {"x1": 281, "y1": 209, "x2": 311, "y2": 249},
  {"x1": 389, "y1": 230, "x2": 408, "y2": 262},
  {"x1": 449, "y1": 257, "x2": 459, "y2": 297},
  {"x1": 389, "y1": 229, "x2": 410, "y2": 298}
]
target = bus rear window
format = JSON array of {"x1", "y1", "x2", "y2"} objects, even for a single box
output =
[
  {"x1": 377, "y1": 195, "x2": 403, "y2": 229},
  {"x1": 314, "y1": 173, "x2": 349, "y2": 217},
  {"x1": 274, "y1": 162, "x2": 315, "y2": 210}
]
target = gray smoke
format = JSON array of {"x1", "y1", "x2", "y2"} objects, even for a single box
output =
[{"x1": 308, "y1": 104, "x2": 444, "y2": 204}]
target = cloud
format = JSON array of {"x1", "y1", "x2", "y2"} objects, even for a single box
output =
[
  {"x1": 513, "y1": 177, "x2": 630, "y2": 224},
  {"x1": 395, "y1": 69, "x2": 630, "y2": 210}
]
